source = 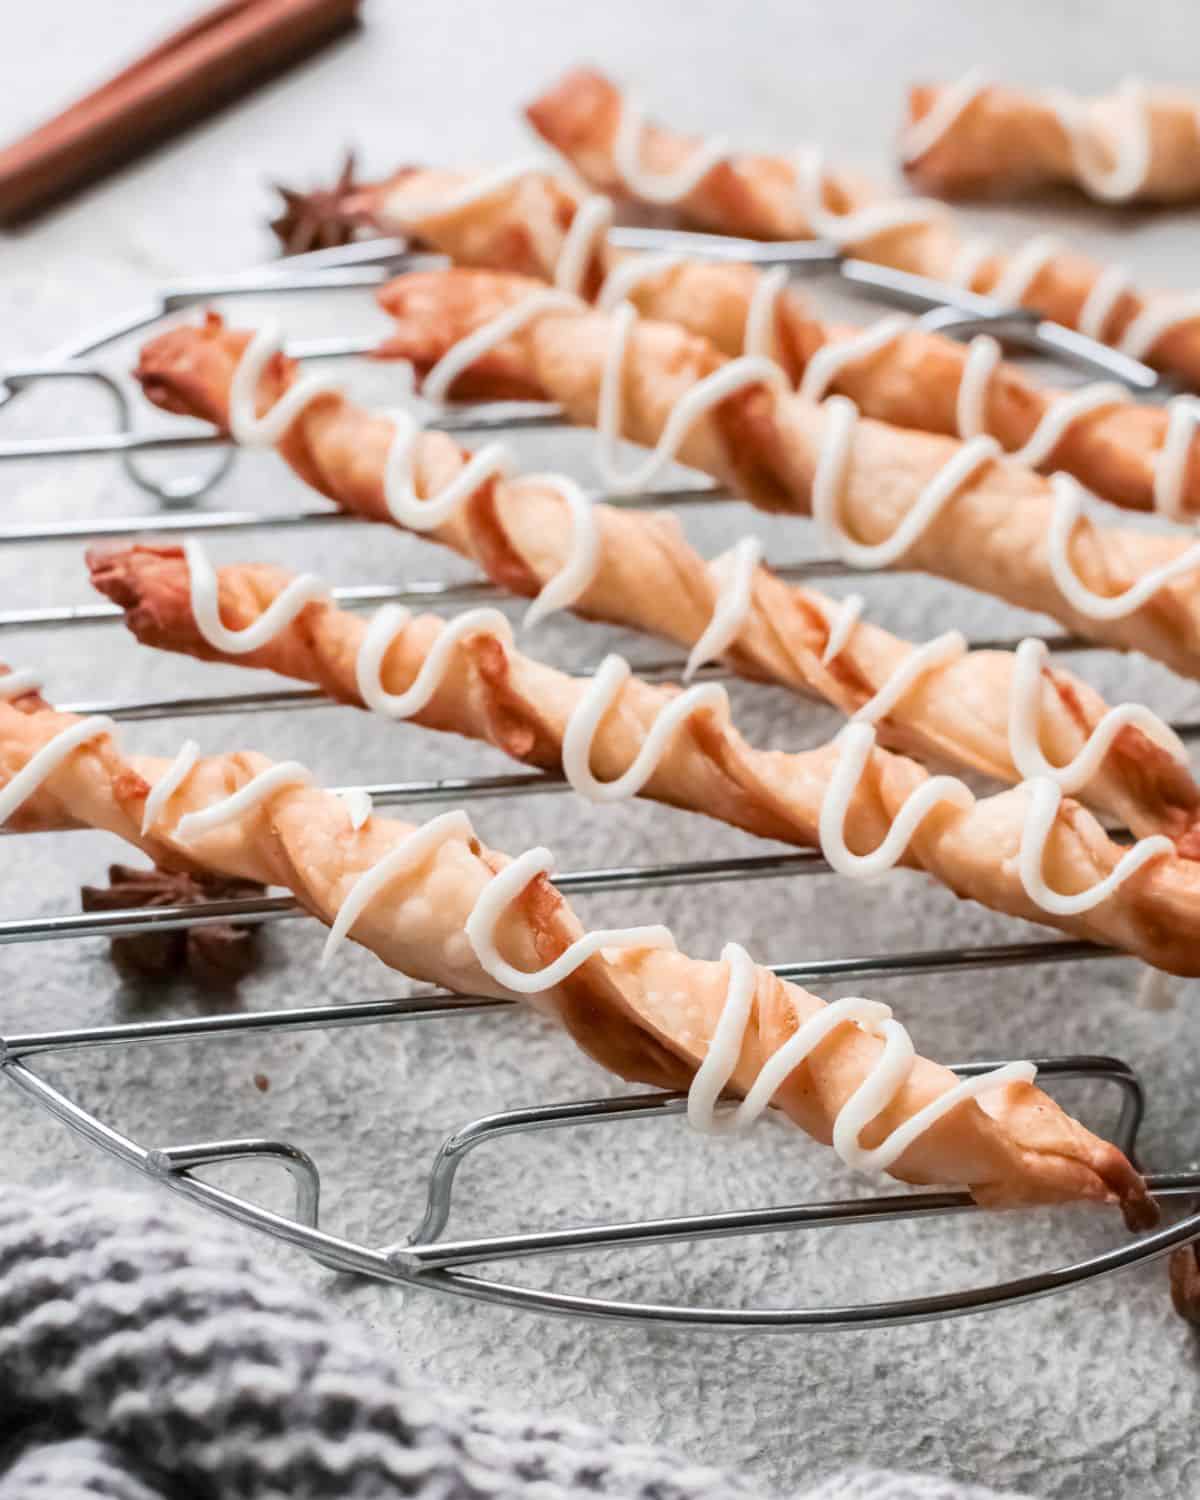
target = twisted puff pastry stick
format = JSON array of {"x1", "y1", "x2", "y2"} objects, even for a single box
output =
[
  {"x1": 525, "y1": 67, "x2": 1200, "y2": 389},
  {"x1": 0, "y1": 679, "x2": 1151, "y2": 1220},
  {"x1": 374, "y1": 268, "x2": 1200, "y2": 685},
  {"x1": 353, "y1": 163, "x2": 1200, "y2": 519},
  {"x1": 903, "y1": 75, "x2": 1200, "y2": 204},
  {"x1": 88, "y1": 542, "x2": 1200, "y2": 975},
  {"x1": 134, "y1": 315, "x2": 1200, "y2": 852}
]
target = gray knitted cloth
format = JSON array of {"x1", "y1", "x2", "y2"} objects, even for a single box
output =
[{"x1": 0, "y1": 1183, "x2": 1026, "y2": 1500}]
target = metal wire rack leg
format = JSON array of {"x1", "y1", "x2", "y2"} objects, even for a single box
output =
[
  {"x1": 1, "y1": 363, "x2": 237, "y2": 507},
  {"x1": 4, "y1": 998, "x2": 1200, "y2": 1330}
]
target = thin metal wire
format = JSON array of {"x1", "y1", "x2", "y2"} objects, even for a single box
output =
[
  {"x1": 0, "y1": 850, "x2": 828, "y2": 945},
  {"x1": 3, "y1": 997, "x2": 1196, "y2": 1330}
]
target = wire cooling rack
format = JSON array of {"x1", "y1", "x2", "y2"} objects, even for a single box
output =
[{"x1": 2, "y1": 231, "x2": 1199, "y2": 1331}]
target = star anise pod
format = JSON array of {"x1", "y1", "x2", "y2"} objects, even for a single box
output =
[
  {"x1": 81, "y1": 862, "x2": 266, "y2": 989},
  {"x1": 268, "y1": 149, "x2": 370, "y2": 255}
]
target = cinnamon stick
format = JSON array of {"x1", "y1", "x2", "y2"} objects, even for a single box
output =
[{"x1": 0, "y1": 0, "x2": 362, "y2": 225}]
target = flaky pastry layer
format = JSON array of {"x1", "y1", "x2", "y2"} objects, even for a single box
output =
[
  {"x1": 904, "y1": 80, "x2": 1200, "y2": 204},
  {"x1": 356, "y1": 163, "x2": 1200, "y2": 517},
  {"x1": 89, "y1": 543, "x2": 1200, "y2": 975},
  {"x1": 374, "y1": 269, "x2": 1200, "y2": 686},
  {"x1": 133, "y1": 316, "x2": 1200, "y2": 852},
  {"x1": 525, "y1": 67, "x2": 1200, "y2": 388}
]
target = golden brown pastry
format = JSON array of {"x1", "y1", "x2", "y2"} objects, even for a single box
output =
[
  {"x1": 903, "y1": 73, "x2": 1200, "y2": 204},
  {"x1": 375, "y1": 268, "x2": 1200, "y2": 687},
  {"x1": 0, "y1": 675, "x2": 1154, "y2": 1222},
  {"x1": 525, "y1": 67, "x2": 1200, "y2": 389},
  {"x1": 352, "y1": 162, "x2": 1200, "y2": 520},
  {"x1": 87, "y1": 542, "x2": 1200, "y2": 972},
  {"x1": 134, "y1": 315, "x2": 1200, "y2": 849}
]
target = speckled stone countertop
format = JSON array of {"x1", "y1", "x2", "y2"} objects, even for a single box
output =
[{"x1": 4, "y1": 4, "x2": 1200, "y2": 1496}]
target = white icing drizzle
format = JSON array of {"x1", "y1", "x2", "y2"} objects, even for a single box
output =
[
  {"x1": 821, "y1": 592, "x2": 1185, "y2": 803},
  {"x1": 596, "y1": 252, "x2": 687, "y2": 312},
  {"x1": 312, "y1": 792, "x2": 1037, "y2": 1177},
  {"x1": 423, "y1": 158, "x2": 794, "y2": 370},
  {"x1": 818, "y1": 722, "x2": 976, "y2": 879},
  {"x1": 1154, "y1": 397, "x2": 1200, "y2": 519},
  {"x1": 742, "y1": 266, "x2": 790, "y2": 362},
  {"x1": 562, "y1": 654, "x2": 728, "y2": 803},
  {"x1": 688, "y1": 950, "x2": 1036, "y2": 1171},
  {"x1": 798, "y1": 315, "x2": 912, "y2": 404},
  {"x1": 385, "y1": 157, "x2": 554, "y2": 222},
  {"x1": 185, "y1": 539, "x2": 328, "y2": 656},
  {"x1": 1049, "y1": 76, "x2": 1152, "y2": 203},
  {"x1": 564, "y1": 97, "x2": 1198, "y2": 372},
  {"x1": 950, "y1": 234, "x2": 1199, "y2": 365},
  {"x1": 952, "y1": 232, "x2": 1062, "y2": 304},
  {"x1": 321, "y1": 809, "x2": 473, "y2": 966},
  {"x1": 356, "y1": 605, "x2": 513, "y2": 719},
  {"x1": 1018, "y1": 776, "x2": 1172, "y2": 915},
  {"x1": 597, "y1": 300, "x2": 788, "y2": 494},
  {"x1": 956, "y1": 333, "x2": 1125, "y2": 467},
  {"x1": 900, "y1": 72, "x2": 1154, "y2": 203},
  {"x1": 851, "y1": 632, "x2": 968, "y2": 726},
  {"x1": 1048, "y1": 472, "x2": 1200, "y2": 620},
  {"x1": 1117, "y1": 293, "x2": 1200, "y2": 361},
  {"x1": 685, "y1": 941, "x2": 759, "y2": 1131},
  {"x1": 948, "y1": 236, "x2": 996, "y2": 293},
  {"x1": 1007, "y1": 637, "x2": 1187, "y2": 792},
  {"x1": 380, "y1": 159, "x2": 787, "y2": 656},
  {"x1": 465, "y1": 844, "x2": 676, "y2": 993},
  {"x1": 812, "y1": 394, "x2": 1001, "y2": 569},
  {"x1": 899, "y1": 67, "x2": 990, "y2": 165},
  {"x1": 141, "y1": 739, "x2": 200, "y2": 835},
  {"x1": 820, "y1": 593, "x2": 865, "y2": 666},
  {"x1": 613, "y1": 97, "x2": 732, "y2": 203},
  {"x1": 830, "y1": 1033, "x2": 1034, "y2": 1173},
  {"x1": 0, "y1": 669, "x2": 41, "y2": 700},
  {"x1": 792, "y1": 146, "x2": 947, "y2": 246},
  {"x1": 225, "y1": 296, "x2": 605, "y2": 632},
  {"x1": 1078, "y1": 262, "x2": 1133, "y2": 342},
  {"x1": 519, "y1": 472, "x2": 601, "y2": 627},
  {"x1": 422, "y1": 289, "x2": 585, "y2": 404},
  {"x1": 381, "y1": 407, "x2": 512, "y2": 530},
  {"x1": 0, "y1": 716, "x2": 113, "y2": 824},
  {"x1": 943, "y1": 328, "x2": 1196, "y2": 519},
  {"x1": 954, "y1": 333, "x2": 1000, "y2": 441},
  {"x1": 554, "y1": 193, "x2": 615, "y2": 295},
  {"x1": 391, "y1": 155, "x2": 1195, "y2": 672},
  {"x1": 174, "y1": 761, "x2": 312, "y2": 841},
  {"x1": 684, "y1": 536, "x2": 763, "y2": 680},
  {"x1": 989, "y1": 234, "x2": 1063, "y2": 305},
  {"x1": 228, "y1": 320, "x2": 340, "y2": 447},
  {"x1": 380, "y1": 408, "x2": 597, "y2": 627},
  {"x1": 824, "y1": 601, "x2": 966, "y2": 734},
  {"x1": 900, "y1": 72, "x2": 1153, "y2": 204},
  {"x1": 339, "y1": 788, "x2": 373, "y2": 831}
]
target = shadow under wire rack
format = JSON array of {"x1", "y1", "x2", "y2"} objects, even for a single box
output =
[{"x1": 2, "y1": 229, "x2": 1198, "y2": 1331}]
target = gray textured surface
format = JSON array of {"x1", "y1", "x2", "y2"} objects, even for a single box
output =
[
  {"x1": 3, "y1": 3, "x2": 1200, "y2": 1498},
  {"x1": 0, "y1": 1181, "x2": 1028, "y2": 1500}
]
